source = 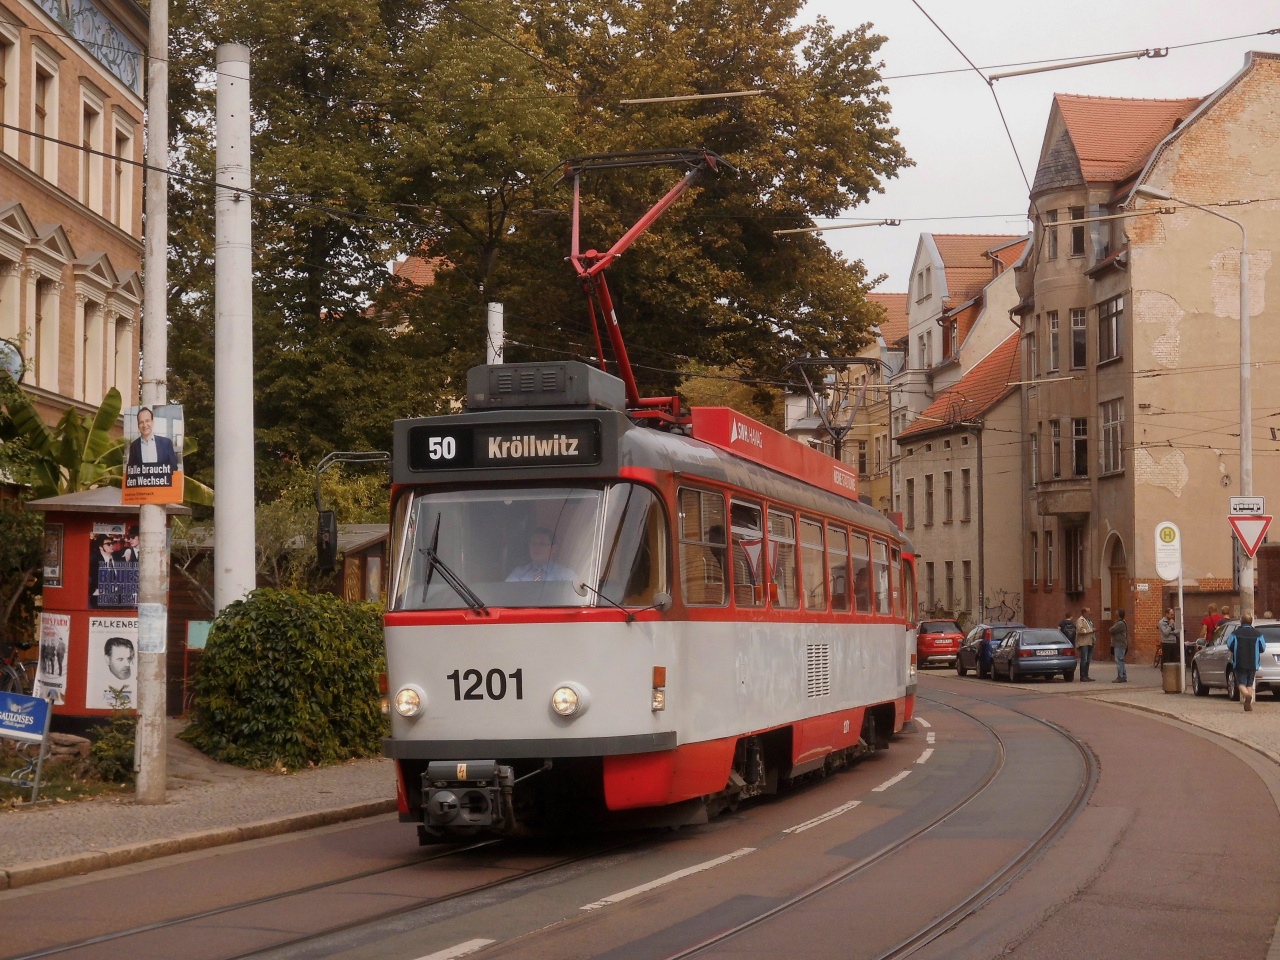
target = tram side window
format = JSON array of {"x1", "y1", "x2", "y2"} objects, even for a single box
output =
[
  {"x1": 679, "y1": 487, "x2": 727, "y2": 606},
  {"x1": 891, "y1": 546, "x2": 903, "y2": 617},
  {"x1": 768, "y1": 508, "x2": 799, "y2": 609},
  {"x1": 800, "y1": 517, "x2": 827, "y2": 611},
  {"x1": 829, "y1": 526, "x2": 851, "y2": 612},
  {"x1": 850, "y1": 532, "x2": 872, "y2": 614},
  {"x1": 903, "y1": 558, "x2": 917, "y2": 622},
  {"x1": 730, "y1": 499, "x2": 765, "y2": 608},
  {"x1": 872, "y1": 538, "x2": 892, "y2": 615},
  {"x1": 599, "y1": 484, "x2": 669, "y2": 606}
]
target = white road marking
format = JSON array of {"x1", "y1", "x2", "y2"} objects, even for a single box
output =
[
  {"x1": 926, "y1": 732, "x2": 936, "y2": 744},
  {"x1": 871, "y1": 770, "x2": 913, "y2": 792},
  {"x1": 783, "y1": 800, "x2": 861, "y2": 834},
  {"x1": 916, "y1": 748, "x2": 934, "y2": 764},
  {"x1": 915, "y1": 717, "x2": 932, "y2": 729},
  {"x1": 580, "y1": 848, "x2": 756, "y2": 911},
  {"x1": 413, "y1": 940, "x2": 497, "y2": 960}
]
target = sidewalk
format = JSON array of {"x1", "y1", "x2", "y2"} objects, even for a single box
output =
[{"x1": 0, "y1": 719, "x2": 395, "y2": 887}]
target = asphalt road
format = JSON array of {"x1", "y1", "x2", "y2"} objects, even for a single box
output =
[{"x1": 2, "y1": 674, "x2": 1277, "y2": 960}]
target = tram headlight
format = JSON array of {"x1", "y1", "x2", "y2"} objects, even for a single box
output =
[
  {"x1": 394, "y1": 685, "x2": 424, "y2": 718},
  {"x1": 550, "y1": 683, "x2": 589, "y2": 718}
]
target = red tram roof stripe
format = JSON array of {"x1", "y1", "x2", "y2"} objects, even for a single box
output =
[{"x1": 689, "y1": 407, "x2": 859, "y2": 503}]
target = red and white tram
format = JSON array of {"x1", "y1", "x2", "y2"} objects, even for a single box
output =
[{"x1": 384, "y1": 360, "x2": 919, "y2": 842}]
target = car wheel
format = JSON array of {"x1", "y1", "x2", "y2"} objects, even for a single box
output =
[
  {"x1": 955, "y1": 659, "x2": 967, "y2": 677},
  {"x1": 1192, "y1": 664, "x2": 1209, "y2": 697},
  {"x1": 1063, "y1": 670, "x2": 1075, "y2": 682},
  {"x1": 1008, "y1": 662, "x2": 1020, "y2": 683},
  {"x1": 1227, "y1": 668, "x2": 1240, "y2": 702}
]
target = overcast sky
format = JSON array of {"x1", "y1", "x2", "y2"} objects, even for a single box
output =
[{"x1": 800, "y1": 0, "x2": 1279, "y2": 291}]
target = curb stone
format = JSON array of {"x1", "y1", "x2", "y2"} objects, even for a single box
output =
[
  {"x1": 0, "y1": 798, "x2": 396, "y2": 891},
  {"x1": 1088, "y1": 695, "x2": 1280, "y2": 766}
]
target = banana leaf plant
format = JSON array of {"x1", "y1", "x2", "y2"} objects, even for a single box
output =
[{"x1": 0, "y1": 386, "x2": 214, "y2": 506}]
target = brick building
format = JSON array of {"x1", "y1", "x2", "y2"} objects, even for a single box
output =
[
  {"x1": 0, "y1": 0, "x2": 145, "y2": 423},
  {"x1": 1016, "y1": 52, "x2": 1280, "y2": 658}
]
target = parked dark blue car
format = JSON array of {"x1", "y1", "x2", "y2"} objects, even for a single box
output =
[{"x1": 955, "y1": 622, "x2": 1026, "y2": 679}]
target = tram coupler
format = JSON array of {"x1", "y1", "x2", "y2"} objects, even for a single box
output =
[{"x1": 419, "y1": 761, "x2": 514, "y2": 841}]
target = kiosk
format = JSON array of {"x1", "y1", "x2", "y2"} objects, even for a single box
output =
[{"x1": 25, "y1": 488, "x2": 189, "y2": 733}]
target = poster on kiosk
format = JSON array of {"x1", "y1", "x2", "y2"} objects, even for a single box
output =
[{"x1": 121, "y1": 404, "x2": 184, "y2": 506}]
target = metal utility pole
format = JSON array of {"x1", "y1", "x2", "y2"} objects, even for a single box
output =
[
  {"x1": 214, "y1": 44, "x2": 256, "y2": 613},
  {"x1": 486, "y1": 302, "x2": 503, "y2": 364},
  {"x1": 135, "y1": 0, "x2": 169, "y2": 805}
]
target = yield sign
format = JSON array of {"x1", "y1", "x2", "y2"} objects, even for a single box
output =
[{"x1": 1230, "y1": 514, "x2": 1273, "y2": 558}]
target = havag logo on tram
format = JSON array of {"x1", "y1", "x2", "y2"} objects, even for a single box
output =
[{"x1": 731, "y1": 419, "x2": 763, "y2": 449}]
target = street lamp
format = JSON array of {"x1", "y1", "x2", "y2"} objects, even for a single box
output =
[{"x1": 1134, "y1": 184, "x2": 1252, "y2": 615}]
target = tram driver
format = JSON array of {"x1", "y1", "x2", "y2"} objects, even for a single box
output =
[{"x1": 506, "y1": 527, "x2": 578, "y2": 582}]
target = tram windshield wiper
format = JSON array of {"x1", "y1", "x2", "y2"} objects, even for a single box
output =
[{"x1": 419, "y1": 516, "x2": 490, "y2": 616}]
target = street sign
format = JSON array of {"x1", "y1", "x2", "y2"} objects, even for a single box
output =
[
  {"x1": 1154, "y1": 522, "x2": 1182, "y2": 581},
  {"x1": 1230, "y1": 496, "x2": 1265, "y2": 516},
  {"x1": 1229, "y1": 515, "x2": 1273, "y2": 558}
]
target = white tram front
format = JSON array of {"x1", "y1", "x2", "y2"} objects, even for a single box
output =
[{"x1": 384, "y1": 361, "x2": 918, "y2": 842}]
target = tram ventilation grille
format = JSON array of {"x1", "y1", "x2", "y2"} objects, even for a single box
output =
[{"x1": 806, "y1": 644, "x2": 831, "y2": 698}]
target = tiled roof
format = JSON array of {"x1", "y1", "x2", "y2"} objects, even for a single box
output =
[
  {"x1": 898, "y1": 333, "x2": 1021, "y2": 439},
  {"x1": 869, "y1": 292, "x2": 908, "y2": 346},
  {"x1": 988, "y1": 237, "x2": 1030, "y2": 271},
  {"x1": 947, "y1": 299, "x2": 982, "y2": 348},
  {"x1": 932, "y1": 234, "x2": 1022, "y2": 304},
  {"x1": 1055, "y1": 94, "x2": 1203, "y2": 182},
  {"x1": 393, "y1": 255, "x2": 440, "y2": 287}
]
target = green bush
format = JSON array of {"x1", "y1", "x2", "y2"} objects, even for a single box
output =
[
  {"x1": 181, "y1": 589, "x2": 387, "y2": 770},
  {"x1": 89, "y1": 690, "x2": 137, "y2": 783}
]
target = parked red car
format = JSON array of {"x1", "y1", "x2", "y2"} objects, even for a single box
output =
[{"x1": 916, "y1": 619, "x2": 965, "y2": 667}]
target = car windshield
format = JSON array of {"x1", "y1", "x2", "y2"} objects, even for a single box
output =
[
  {"x1": 389, "y1": 483, "x2": 668, "y2": 610},
  {"x1": 921, "y1": 621, "x2": 960, "y2": 633},
  {"x1": 1021, "y1": 629, "x2": 1069, "y2": 645},
  {"x1": 991, "y1": 627, "x2": 1020, "y2": 641}
]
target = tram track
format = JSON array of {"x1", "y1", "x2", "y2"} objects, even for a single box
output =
[
  {"x1": 1, "y1": 834, "x2": 652, "y2": 960},
  {"x1": 646, "y1": 684, "x2": 1096, "y2": 960}
]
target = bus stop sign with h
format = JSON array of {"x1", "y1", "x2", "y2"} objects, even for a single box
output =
[{"x1": 0, "y1": 691, "x2": 55, "y2": 805}]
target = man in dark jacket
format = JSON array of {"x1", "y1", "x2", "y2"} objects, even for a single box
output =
[
  {"x1": 1110, "y1": 610, "x2": 1129, "y2": 683},
  {"x1": 1228, "y1": 614, "x2": 1267, "y2": 712},
  {"x1": 1058, "y1": 613, "x2": 1077, "y2": 644}
]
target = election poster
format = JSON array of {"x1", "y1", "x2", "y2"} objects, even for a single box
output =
[
  {"x1": 31, "y1": 612, "x2": 70, "y2": 704},
  {"x1": 121, "y1": 403, "x2": 184, "y2": 506},
  {"x1": 88, "y1": 521, "x2": 139, "y2": 609},
  {"x1": 85, "y1": 617, "x2": 137, "y2": 710}
]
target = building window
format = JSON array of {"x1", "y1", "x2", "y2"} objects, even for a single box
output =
[
  {"x1": 33, "y1": 70, "x2": 50, "y2": 177},
  {"x1": 1051, "y1": 420, "x2": 1061, "y2": 478},
  {"x1": 1031, "y1": 532, "x2": 1039, "y2": 586},
  {"x1": 917, "y1": 334, "x2": 926, "y2": 370},
  {"x1": 1070, "y1": 308, "x2": 1087, "y2": 369},
  {"x1": 925, "y1": 329, "x2": 933, "y2": 367},
  {"x1": 1045, "y1": 531, "x2": 1054, "y2": 588},
  {"x1": 943, "y1": 470, "x2": 953, "y2": 522},
  {"x1": 946, "y1": 319, "x2": 958, "y2": 359},
  {"x1": 1027, "y1": 331, "x2": 1037, "y2": 379},
  {"x1": 962, "y1": 560, "x2": 972, "y2": 612},
  {"x1": 857, "y1": 440, "x2": 867, "y2": 477},
  {"x1": 961, "y1": 468, "x2": 971, "y2": 521},
  {"x1": 1101, "y1": 399, "x2": 1124, "y2": 474},
  {"x1": 1065, "y1": 525, "x2": 1085, "y2": 593},
  {"x1": 1030, "y1": 431, "x2": 1038, "y2": 486},
  {"x1": 906, "y1": 478, "x2": 915, "y2": 529},
  {"x1": 1098, "y1": 295, "x2": 1123, "y2": 363},
  {"x1": 1069, "y1": 206, "x2": 1086, "y2": 257},
  {"x1": 0, "y1": 39, "x2": 10, "y2": 155},
  {"x1": 1073, "y1": 418, "x2": 1088, "y2": 477},
  {"x1": 924, "y1": 474, "x2": 934, "y2": 525},
  {"x1": 1047, "y1": 311, "x2": 1059, "y2": 372},
  {"x1": 945, "y1": 560, "x2": 954, "y2": 609},
  {"x1": 1045, "y1": 209, "x2": 1058, "y2": 260},
  {"x1": 925, "y1": 561, "x2": 935, "y2": 610}
]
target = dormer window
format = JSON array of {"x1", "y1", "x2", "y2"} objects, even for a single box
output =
[{"x1": 915, "y1": 265, "x2": 933, "y2": 302}]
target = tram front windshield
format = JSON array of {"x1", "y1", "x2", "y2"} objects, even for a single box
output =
[{"x1": 390, "y1": 484, "x2": 667, "y2": 611}]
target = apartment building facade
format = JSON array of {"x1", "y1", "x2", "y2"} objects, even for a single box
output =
[
  {"x1": 0, "y1": 0, "x2": 145, "y2": 423},
  {"x1": 1017, "y1": 51, "x2": 1280, "y2": 657}
]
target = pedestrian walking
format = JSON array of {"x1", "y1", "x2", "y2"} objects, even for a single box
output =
[
  {"x1": 1228, "y1": 614, "x2": 1267, "y2": 711},
  {"x1": 1201, "y1": 603, "x2": 1224, "y2": 641},
  {"x1": 1076, "y1": 608, "x2": 1096, "y2": 681},
  {"x1": 1058, "y1": 612, "x2": 1077, "y2": 644},
  {"x1": 1110, "y1": 610, "x2": 1129, "y2": 683}
]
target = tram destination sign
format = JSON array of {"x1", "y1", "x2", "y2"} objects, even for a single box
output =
[{"x1": 407, "y1": 420, "x2": 602, "y2": 472}]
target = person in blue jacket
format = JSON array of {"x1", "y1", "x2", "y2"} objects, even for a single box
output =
[{"x1": 1228, "y1": 613, "x2": 1267, "y2": 712}]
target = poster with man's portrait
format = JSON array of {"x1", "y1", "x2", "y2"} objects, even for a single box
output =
[
  {"x1": 88, "y1": 522, "x2": 139, "y2": 609},
  {"x1": 121, "y1": 403, "x2": 184, "y2": 506},
  {"x1": 85, "y1": 617, "x2": 137, "y2": 710},
  {"x1": 32, "y1": 612, "x2": 70, "y2": 704}
]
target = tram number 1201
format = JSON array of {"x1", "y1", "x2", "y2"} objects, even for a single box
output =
[{"x1": 447, "y1": 669, "x2": 524, "y2": 701}]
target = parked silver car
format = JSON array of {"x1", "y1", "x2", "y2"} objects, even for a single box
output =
[{"x1": 1191, "y1": 618, "x2": 1280, "y2": 699}]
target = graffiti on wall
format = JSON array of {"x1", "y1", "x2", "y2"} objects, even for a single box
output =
[{"x1": 983, "y1": 589, "x2": 1023, "y2": 624}]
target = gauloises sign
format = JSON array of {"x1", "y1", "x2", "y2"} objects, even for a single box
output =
[
  {"x1": 689, "y1": 407, "x2": 859, "y2": 501},
  {"x1": 407, "y1": 420, "x2": 602, "y2": 472}
]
